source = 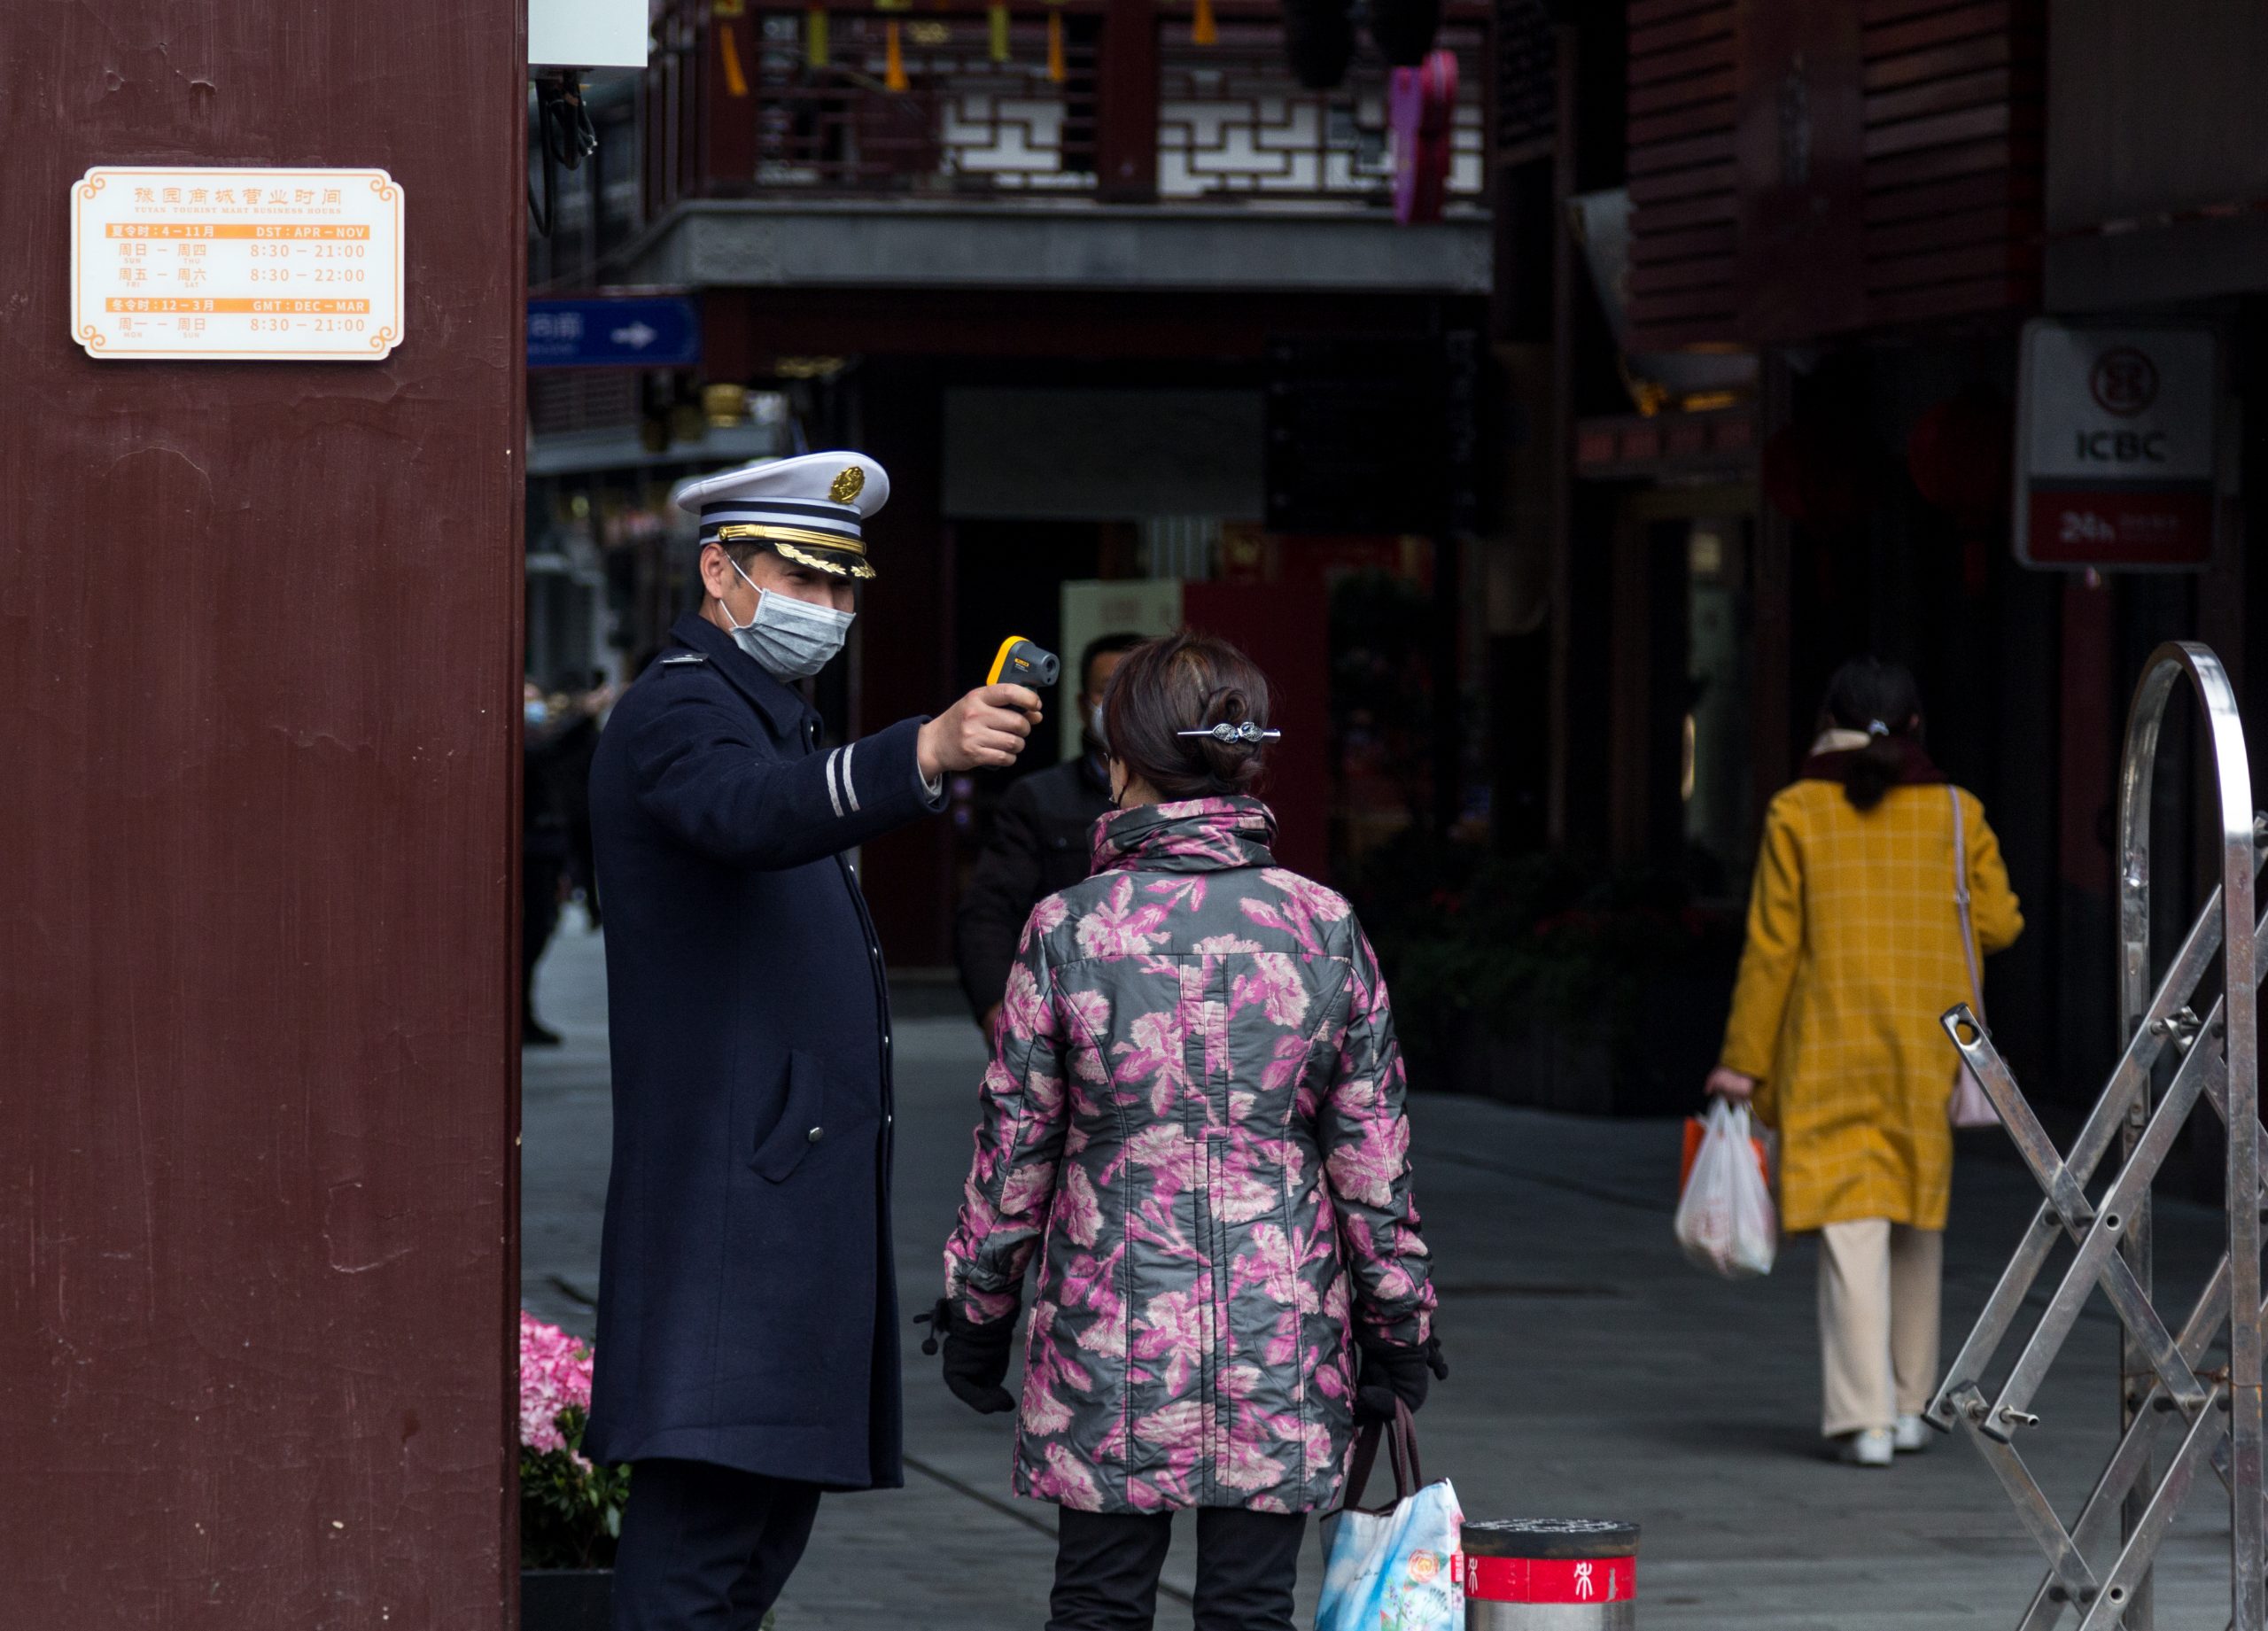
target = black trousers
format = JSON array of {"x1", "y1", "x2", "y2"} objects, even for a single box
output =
[
  {"x1": 1048, "y1": 1506, "x2": 1306, "y2": 1631},
  {"x1": 610, "y1": 1459, "x2": 823, "y2": 1631}
]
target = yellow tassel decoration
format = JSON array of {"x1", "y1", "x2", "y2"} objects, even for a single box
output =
[
  {"x1": 719, "y1": 25, "x2": 750, "y2": 96},
  {"x1": 885, "y1": 19, "x2": 908, "y2": 91},
  {"x1": 1192, "y1": 0, "x2": 1217, "y2": 45},
  {"x1": 805, "y1": 5, "x2": 828, "y2": 67},
  {"x1": 988, "y1": 1, "x2": 1010, "y2": 62},
  {"x1": 1046, "y1": 7, "x2": 1066, "y2": 82}
]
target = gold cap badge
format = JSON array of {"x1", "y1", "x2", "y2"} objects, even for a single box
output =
[{"x1": 829, "y1": 465, "x2": 866, "y2": 504}]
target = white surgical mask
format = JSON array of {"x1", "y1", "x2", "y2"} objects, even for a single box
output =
[{"x1": 723, "y1": 557, "x2": 855, "y2": 680}]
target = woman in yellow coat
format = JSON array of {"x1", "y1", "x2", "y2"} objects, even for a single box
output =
[{"x1": 1709, "y1": 658, "x2": 2023, "y2": 1467}]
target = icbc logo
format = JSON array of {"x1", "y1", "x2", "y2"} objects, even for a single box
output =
[{"x1": 2090, "y1": 347, "x2": 2159, "y2": 417}]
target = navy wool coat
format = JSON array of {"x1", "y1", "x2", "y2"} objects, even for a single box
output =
[{"x1": 583, "y1": 611, "x2": 942, "y2": 1487}]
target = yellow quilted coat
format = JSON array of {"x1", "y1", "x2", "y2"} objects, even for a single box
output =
[{"x1": 1719, "y1": 777, "x2": 2023, "y2": 1233}]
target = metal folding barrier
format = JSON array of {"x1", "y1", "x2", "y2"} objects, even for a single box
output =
[{"x1": 1929, "y1": 641, "x2": 2264, "y2": 1631}]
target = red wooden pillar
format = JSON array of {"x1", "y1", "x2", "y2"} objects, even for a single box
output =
[
  {"x1": 703, "y1": 2, "x2": 759, "y2": 195},
  {"x1": 1097, "y1": 0, "x2": 1161, "y2": 203},
  {"x1": 0, "y1": 1, "x2": 524, "y2": 1625}
]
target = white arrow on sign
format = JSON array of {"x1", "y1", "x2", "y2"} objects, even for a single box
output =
[{"x1": 610, "y1": 322, "x2": 658, "y2": 350}]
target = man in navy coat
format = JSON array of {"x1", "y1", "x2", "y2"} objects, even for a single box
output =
[{"x1": 585, "y1": 451, "x2": 1040, "y2": 1630}]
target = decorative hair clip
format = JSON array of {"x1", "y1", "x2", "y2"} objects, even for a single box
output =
[
  {"x1": 1866, "y1": 719, "x2": 1891, "y2": 737},
  {"x1": 1177, "y1": 721, "x2": 1281, "y2": 745}
]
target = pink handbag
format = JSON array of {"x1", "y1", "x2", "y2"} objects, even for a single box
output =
[{"x1": 1948, "y1": 786, "x2": 2000, "y2": 1128}]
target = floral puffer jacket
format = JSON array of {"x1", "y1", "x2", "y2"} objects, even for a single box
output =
[{"x1": 943, "y1": 796, "x2": 1435, "y2": 1515}]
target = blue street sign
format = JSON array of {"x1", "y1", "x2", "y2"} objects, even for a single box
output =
[{"x1": 527, "y1": 297, "x2": 701, "y2": 369}]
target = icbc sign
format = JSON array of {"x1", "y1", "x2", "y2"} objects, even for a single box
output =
[{"x1": 2016, "y1": 322, "x2": 2221, "y2": 570}]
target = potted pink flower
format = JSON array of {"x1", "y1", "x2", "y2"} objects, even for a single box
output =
[{"x1": 519, "y1": 1312, "x2": 629, "y2": 1628}]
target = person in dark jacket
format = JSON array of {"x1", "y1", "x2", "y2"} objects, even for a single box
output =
[
  {"x1": 953, "y1": 631, "x2": 1146, "y2": 1033},
  {"x1": 586, "y1": 450, "x2": 1041, "y2": 1631}
]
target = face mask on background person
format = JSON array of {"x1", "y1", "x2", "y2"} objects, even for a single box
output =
[
  {"x1": 524, "y1": 699, "x2": 550, "y2": 727},
  {"x1": 724, "y1": 555, "x2": 855, "y2": 680},
  {"x1": 1088, "y1": 702, "x2": 1107, "y2": 749}
]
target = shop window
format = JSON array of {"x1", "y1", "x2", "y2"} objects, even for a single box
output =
[{"x1": 1683, "y1": 517, "x2": 1753, "y2": 894}]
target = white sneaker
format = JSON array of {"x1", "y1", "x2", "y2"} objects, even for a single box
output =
[
  {"x1": 1893, "y1": 1414, "x2": 1930, "y2": 1453},
  {"x1": 1839, "y1": 1427, "x2": 1895, "y2": 1466}
]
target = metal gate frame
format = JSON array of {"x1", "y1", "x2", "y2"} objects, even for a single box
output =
[{"x1": 1928, "y1": 641, "x2": 2264, "y2": 1631}]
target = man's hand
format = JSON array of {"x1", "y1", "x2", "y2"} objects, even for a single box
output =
[
  {"x1": 919, "y1": 684, "x2": 1041, "y2": 780},
  {"x1": 1705, "y1": 1066, "x2": 1758, "y2": 1102}
]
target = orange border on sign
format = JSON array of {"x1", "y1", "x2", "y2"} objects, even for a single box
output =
[{"x1": 71, "y1": 167, "x2": 405, "y2": 361}]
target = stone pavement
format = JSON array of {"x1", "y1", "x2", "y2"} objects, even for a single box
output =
[{"x1": 524, "y1": 918, "x2": 2241, "y2": 1628}]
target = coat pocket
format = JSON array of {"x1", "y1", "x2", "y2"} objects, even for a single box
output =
[{"x1": 751, "y1": 1049, "x2": 827, "y2": 1184}]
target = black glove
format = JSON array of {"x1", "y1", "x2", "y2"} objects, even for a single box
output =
[
  {"x1": 917, "y1": 1297, "x2": 1020, "y2": 1415},
  {"x1": 1354, "y1": 1335, "x2": 1449, "y2": 1424}
]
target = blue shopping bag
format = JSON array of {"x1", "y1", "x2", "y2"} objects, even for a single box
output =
[{"x1": 1316, "y1": 1404, "x2": 1464, "y2": 1631}]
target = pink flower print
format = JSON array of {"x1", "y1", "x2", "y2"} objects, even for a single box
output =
[
  {"x1": 1232, "y1": 951, "x2": 1311, "y2": 1029},
  {"x1": 1060, "y1": 987, "x2": 1113, "y2": 1048},
  {"x1": 1264, "y1": 1033, "x2": 1317, "y2": 1097},
  {"x1": 962, "y1": 1281, "x2": 1020, "y2": 1324},
  {"x1": 1022, "y1": 893, "x2": 1070, "y2": 946},
  {"x1": 1055, "y1": 1162, "x2": 1105, "y2": 1247},
  {"x1": 1145, "y1": 874, "x2": 1209, "y2": 914},
  {"x1": 1032, "y1": 1442, "x2": 1107, "y2": 1511},
  {"x1": 1232, "y1": 1223, "x2": 1305, "y2": 1309},
  {"x1": 1262, "y1": 869, "x2": 1352, "y2": 923},
  {"x1": 943, "y1": 801, "x2": 1435, "y2": 1520},
  {"x1": 1213, "y1": 1145, "x2": 1282, "y2": 1225},
  {"x1": 1001, "y1": 960, "x2": 1052, "y2": 1041},
  {"x1": 1022, "y1": 1377, "x2": 1074, "y2": 1437},
  {"x1": 1022, "y1": 1063, "x2": 1064, "y2": 1119},
  {"x1": 1076, "y1": 877, "x2": 1171, "y2": 959},
  {"x1": 1059, "y1": 1246, "x2": 1129, "y2": 1357},
  {"x1": 1130, "y1": 1278, "x2": 1214, "y2": 1394},
  {"x1": 1115, "y1": 1010, "x2": 1192, "y2": 1116},
  {"x1": 998, "y1": 1157, "x2": 1059, "y2": 1223},
  {"x1": 1193, "y1": 933, "x2": 1264, "y2": 955},
  {"x1": 1132, "y1": 1395, "x2": 1204, "y2": 1457},
  {"x1": 1326, "y1": 1108, "x2": 1409, "y2": 1208}
]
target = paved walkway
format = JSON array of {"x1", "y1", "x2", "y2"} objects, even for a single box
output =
[{"x1": 524, "y1": 919, "x2": 2241, "y2": 1628}]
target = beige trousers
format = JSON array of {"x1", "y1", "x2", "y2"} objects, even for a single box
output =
[{"x1": 1817, "y1": 1218, "x2": 1944, "y2": 1438}]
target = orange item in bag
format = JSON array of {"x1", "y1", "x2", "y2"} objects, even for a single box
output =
[{"x1": 1682, "y1": 1113, "x2": 1770, "y2": 1192}]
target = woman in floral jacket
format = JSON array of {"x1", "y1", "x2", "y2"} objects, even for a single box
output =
[{"x1": 933, "y1": 631, "x2": 1441, "y2": 1631}]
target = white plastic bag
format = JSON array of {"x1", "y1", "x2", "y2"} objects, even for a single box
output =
[
  {"x1": 1317, "y1": 1407, "x2": 1464, "y2": 1631},
  {"x1": 1674, "y1": 1099, "x2": 1777, "y2": 1278}
]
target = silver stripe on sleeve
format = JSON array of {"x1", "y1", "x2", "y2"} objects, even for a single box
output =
[
  {"x1": 842, "y1": 740, "x2": 861, "y2": 812},
  {"x1": 825, "y1": 749, "x2": 846, "y2": 818}
]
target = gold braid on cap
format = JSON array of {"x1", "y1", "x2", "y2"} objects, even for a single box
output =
[
  {"x1": 712, "y1": 523, "x2": 876, "y2": 579},
  {"x1": 773, "y1": 540, "x2": 876, "y2": 580}
]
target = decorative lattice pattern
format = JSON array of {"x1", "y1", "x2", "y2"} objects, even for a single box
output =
[
  {"x1": 750, "y1": 10, "x2": 1104, "y2": 193},
  {"x1": 1154, "y1": 18, "x2": 1488, "y2": 200}
]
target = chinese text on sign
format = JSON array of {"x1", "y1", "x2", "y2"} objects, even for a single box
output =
[{"x1": 71, "y1": 167, "x2": 406, "y2": 361}]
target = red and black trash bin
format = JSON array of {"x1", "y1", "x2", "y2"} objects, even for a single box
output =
[{"x1": 1462, "y1": 1518, "x2": 1640, "y2": 1628}]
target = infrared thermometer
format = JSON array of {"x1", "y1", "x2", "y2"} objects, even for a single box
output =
[{"x1": 986, "y1": 636, "x2": 1060, "y2": 690}]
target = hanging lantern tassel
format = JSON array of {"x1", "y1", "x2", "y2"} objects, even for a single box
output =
[
  {"x1": 805, "y1": 4, "x2": 828, "y2": 67},
  {"x1": 1192, "y1": 0, "x2": 1217, "y2": 46},
  {"x1": 988, "y1": 1, "x2": 1011, "y2": 62},
  {"x1": 884, "y1": 18, "x2": 909, "y2": 90},
  {"x1": 1046, "y1": 5, "x2": 1066, "y2": 82}
]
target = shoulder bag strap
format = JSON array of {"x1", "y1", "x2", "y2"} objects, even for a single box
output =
[
  {"x1": 1952, "y1": 787, "x2": 1985, "y2": 1018},
  {"x1": 1340, "y1": 1402, "x2": 1426, "y2": 1514}
]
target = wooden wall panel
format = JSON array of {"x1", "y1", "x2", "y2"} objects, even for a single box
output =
[
  {"x1": 0, "y1": 0, "x2": 524, "y2": 1625},
  {"x1": 1619, "y1": 0, "x2": 2041, "y2": 349},
  {"x1": 1859, "y1": 0, "x2": 2043, "y2": 327},
  {"x1": 1624, "y1": 0, "x2": 1738, "y2": 351}
]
